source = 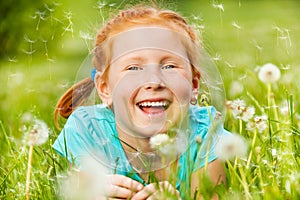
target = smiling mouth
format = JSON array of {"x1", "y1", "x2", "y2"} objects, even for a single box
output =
[{"x1": 137, "y1": 100, "x2": 170, "y2": 114}]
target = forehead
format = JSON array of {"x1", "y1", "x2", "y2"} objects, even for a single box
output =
[{"x1": 111, "y1": 26, "x2": 190, "y2": 62}]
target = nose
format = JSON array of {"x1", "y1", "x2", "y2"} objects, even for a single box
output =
[
  {"x1": 143, "y1": 81, "x2": 165, "y2": 90},
  {"x1": 143, "y1": 68, "x2": 165, "y2": 90}
]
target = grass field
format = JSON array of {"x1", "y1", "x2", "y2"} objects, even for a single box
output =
[{"x1": 0, "y1": 0, "x2": 299, "y2": 199}]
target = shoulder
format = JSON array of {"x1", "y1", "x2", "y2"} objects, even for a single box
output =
[
  {"x1": 68, "y1": 104, "x2": 115, "y2": 125},
  {"x1": 189, "y1": 105, "x2": 219, "y2": 127}
]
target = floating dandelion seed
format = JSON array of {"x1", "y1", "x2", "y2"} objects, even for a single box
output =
[
  {"x1": 213, "y1": 3, "x2": 224, "y2": 12},
  {"x1": 232, "y1": 21, "x2": 241, "y2": 29},
  {"x1": 215, "y1": 133, "x2": 248, "y2": 161},
  {"x1": 258, "y1": 63, "x2": 281, "y2": 83}
]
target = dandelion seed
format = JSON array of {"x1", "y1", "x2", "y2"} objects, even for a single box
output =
[
  {"x1": 272, "y1": 149, "x2": 277, "y2": 157},
  {"x1": 96, "y1": 1, "x2": 107, "y2": 9},
  {"x1": 24, "y1": 35, "x2": 36, "y2": 44},
  {"x1": 258, "y1": 63, "x2": 281, "y2": 83},
  {"x1": 262, "y1": 159, "x2": 268, "y2": 164},
  {"x1": 213, "y1": 3, "x2": 224, "y2": 12},
  {"x1": 8, "y1": 57, "x2": 18, "y2": 62},
  {"x1": 232, "y1": 21, "x2": 241, "y2": 29},
  {"x1": 215, "y1": 133, "x2": 248, "y2": 161},
  {"x1": 79, "y1": 31, "x2": 94, "y2": 41}
]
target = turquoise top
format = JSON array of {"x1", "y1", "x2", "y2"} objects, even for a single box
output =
[{"x1": 53, "y1": 104, "x2": 230, "y2": 194}]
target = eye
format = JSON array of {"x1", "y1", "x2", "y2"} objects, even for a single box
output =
[
  {"x1": 161, "y1": 64, "x2": 175, "y2": 70},
  {"x1": 127, "y1": 65, "x2": 143, "y2": 71}
]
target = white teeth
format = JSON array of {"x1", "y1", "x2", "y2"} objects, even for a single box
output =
[{"x1": 139, "y1": 101, "x2": 168, "y2": 107}]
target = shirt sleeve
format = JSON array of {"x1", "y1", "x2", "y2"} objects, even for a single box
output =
[{"x1": 52, "y1": 108, "x2": 98, "y2": 166}]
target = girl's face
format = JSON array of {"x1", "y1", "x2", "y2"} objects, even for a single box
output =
[{"x1": 98, "y1": 27, "x2": 199, "y2": 138}]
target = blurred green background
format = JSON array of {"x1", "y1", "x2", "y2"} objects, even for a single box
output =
[{"x1": 1, "y1": 0, "x2": 300, "y2": 137}]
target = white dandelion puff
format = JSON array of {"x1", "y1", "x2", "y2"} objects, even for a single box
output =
[
  {"x1": 229, "y1": 81, "x2": 244, "y2": 97},
  {"x1": 215, "y1": 133, "x2": 248, "y2": 161},
  {"x1": 246, "y1": 115, "x2": 268, "y2": 133},
  {"x1": 150, "y1": 134, "x2": 171, "y2": 150},
  {"x1": 241, "y1": 106, "x2": 255, "y2": 122},
  {"x1": 150, "y1": 133, "x2": 182, "y2": 158},
  {"x1": 230, "y1": 99, "x2": 255, "y2": 122},
  {"x1": 24, "y1": 119, "x2": 49, "y2": 146},
  {"x1": 60, "y1": 157, "x2": 108, "y2": 200},
  {"x1": 258, "y1": 63, "x2": 281, "y2": 83}
]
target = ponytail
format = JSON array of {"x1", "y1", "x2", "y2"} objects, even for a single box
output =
[{"x1": 54, "y1": 77, "x2": 95, "y2": 128}]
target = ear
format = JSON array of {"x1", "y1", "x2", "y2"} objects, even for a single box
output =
[
  {"x1": 95, "y1": 73, "x2": 113, "y2": 106},
  {"x1": 190, "y1": 68, "x2": 201, "y2": 104},
  {"x1": 192, "y1": 68, "x2": 200, "y2": 92}
]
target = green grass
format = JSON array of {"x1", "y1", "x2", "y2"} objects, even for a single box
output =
[{"x1": 0, "y1": 0, "x2": 299, "y2": 199}]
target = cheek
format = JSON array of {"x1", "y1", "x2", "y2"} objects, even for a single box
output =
[
  {"x1": 163, "y1": 72, "x2": 193, "y2": 102},
  {"x1": 110, "y1": 74, "x2": 142, "y2": 103}
]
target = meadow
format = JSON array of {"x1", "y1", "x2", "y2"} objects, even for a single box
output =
[{"x1": 0, "y1": 0, "x2": 299, "y2": 199}]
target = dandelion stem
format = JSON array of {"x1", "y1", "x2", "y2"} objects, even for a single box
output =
[
  {"x1": 246, "y1": 130, "x2": 257, "y2": 169},
  {"x1": 26, "y1": 145, "x2": 34, "y2": 200},
  {"x1": 267, "y1": 83, "x2": 271, "y2": 111},
  {"x1": 239, "y1": 119, "x2": 243, "y2": 135}
]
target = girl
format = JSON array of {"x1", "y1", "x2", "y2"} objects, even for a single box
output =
[{"x1": 53, "y1": 5, "x2": 230, "y2": 200}]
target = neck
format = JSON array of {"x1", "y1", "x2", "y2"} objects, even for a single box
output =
[{"x1": 117, "y1": 128, "x2": 152, "y2": 153}]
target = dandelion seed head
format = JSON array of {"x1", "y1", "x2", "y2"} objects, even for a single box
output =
[
  {"x1": 60, "y1": 157, "x2": 108, "y2": 200},
  {"x1": 195, "y1": 135, "x2": 202, "y2": 144},
  {"x1": 255, "y1": 146, "x2": 261, "y2": 154},
  {"x1": 150, "y1": 134, "x2": 170, "y2": 150},
  {"x1": 230, "y1": 99, "x2": 255, "y2": 121},
  {"x1": 229, "y1": 81, "x2": 244, "y2": 97},
  {"x1": 20, "y1": 112, "x2": 34, "y2": 123},
  {"x1": 279, "y1": 101, "x2": 291, "y2": 116},
  {"x1": 258, "y1": 63, "x2": 281, "y2": 83},
  {"x1": 241, "y1": 106, "x2": 255, "y2": 122},
  {"x1": 215, "y1": 133, "x2": 248, "y2": 161},
  {"x1": 24, "y1": 119, "x2": 49, "y2": 146},
  {"x1": 246, "y1": 121, "x2": 255, "y2": 132}
]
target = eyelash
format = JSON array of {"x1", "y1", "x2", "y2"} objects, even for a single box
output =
[
  {"x1": 126, "y1": 64, "x2": 177, "y2": 71},
  {"x1": 161, "y1": 64, "x2": 175, "y2": 70},
  {"x1": 127, "y1": 65, "x2": 143, "y2": 71}
]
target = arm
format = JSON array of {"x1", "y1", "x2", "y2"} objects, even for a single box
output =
[{"x1": 191, "y1": 159, "x2": 226, "y2": 199}]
